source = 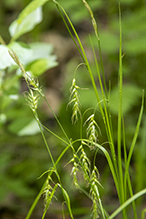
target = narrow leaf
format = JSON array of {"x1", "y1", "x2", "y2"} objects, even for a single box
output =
[
  {"x1": 109, "y1": 188, "x2": 146, "y2": 219},
  {"x1": 59, "y1": 185, "x2": 74, "y2": 219}
]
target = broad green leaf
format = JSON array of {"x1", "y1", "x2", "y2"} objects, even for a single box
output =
[
  {"x1": 25, "y1": 42, "x2": 58, "y2": 76},
  {"x1": 26, "y1": 58, "x2": 57, "y2": 76},
  {"x1": 8, "y1": 41, "x2": 32, "y2": 65},
  {"x1": 18, "y1": 119, "x2": 40, "y2": 136},
  {"x1": 9, "y1": 7, "x2": 42, "y2": 40},
  {"x1": 8, "y1": 117, "x2": 40, "y2": 136},
  {"x1": 9, "y1": 0, "x2": 50, "y2": 40},
  {"x1": 110, "y1": 84, "x2": 142, "y2": 115},
  {"x1": 0, "y1": 42, "x2": 32, "y2": 69},
  {"x1": 17, "y1": 0, "x2": 49, "y2": 23},
  {"x1": 0, "y1": 45, "x2": 15, "y2": 69},
  {"x1": 28, "y1": 42, "x2": 55, "y2": 62}
]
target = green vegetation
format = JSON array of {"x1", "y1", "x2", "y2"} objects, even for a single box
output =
[{"x1": 0, "y1": 0, "x2": 146, "y2": 219}]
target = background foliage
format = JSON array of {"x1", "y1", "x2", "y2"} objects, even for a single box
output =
[{"x1": 0, "y1": 0, "x2": 146, "y2": 218}]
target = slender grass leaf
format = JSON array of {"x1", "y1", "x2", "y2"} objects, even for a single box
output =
[
  {"x1": 124, "y1": 91, "x2": 144, "y2": 189},
  {"x1": 141, "y1": 208, "x2": 146, "y2": 219},
  {"x1": 109, "y1": 188, "x2": 146, "y2": 219},
  {"x1": 59, "y1": 185, "x2": 74, "y2": 219}
]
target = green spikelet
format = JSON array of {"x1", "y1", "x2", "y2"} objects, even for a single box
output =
[
  {"x1": 67, "y1": 151, "x2": 79, "y2": 188},
  {"x1": 42, "y1": 177, "x2": 58, "y2": 218},
  {"x1": 78, "y1": 144, "x2": 91, "y2": 183},
  {"x1": 84, "y1": 114, "x2": 100, "y2": 149},
  {"x1": 24, "y1": 89, "x2": 40, "y2": 113},
  {"x1": 68, "y1": 78, "x2": 82, "y2": 124}
]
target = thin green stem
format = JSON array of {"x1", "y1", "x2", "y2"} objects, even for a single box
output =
[
  {"x1": 90, "y1": 37, "x2": 116, "y2": 166},
  {"x1": 117, "y1": 5, "x2": 126, "y2": 216},
  {"x1": 53, "y1": 2, "x2": 116, "y2": 168},
  {"x1": 42, "y1": 96, "x2": 70, "y2": 143},
  {"x1": 109, "y1": 188, "x2": 146, "y2": 219},
  {"x1": 41, "y1": 123, "x2": 69, "y2": 146},
  {"x1": 53, "y1": 0, "x2": 85, "y2": 62},
  {"x1": 25, "y1": 144, "x2": 71, "y2": 219},
  {"x1": 73, "y1": 138, "x2": 119, "y2": 199},
  {"x1": 124, "y1": 91, "x2": 144, "y2": 194},
  {"x1": 122, "y1": 118, "x2": 137, "y2": 218}
]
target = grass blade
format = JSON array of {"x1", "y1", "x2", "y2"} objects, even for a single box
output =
[
  {"x1": 109, "y1": 188, "x2": 146, "y2": 219},
  {"x1": 124, "y1": 91, "x2": 144, "y2": 191}
]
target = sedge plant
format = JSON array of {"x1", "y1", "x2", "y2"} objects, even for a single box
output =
[{"x1": 9, "y1": 0, "x2": 146, "y2": 218}]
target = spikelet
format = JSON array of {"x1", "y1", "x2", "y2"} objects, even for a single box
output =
[
  {"x1": 43, "y1": 177, "x2": 58, "y2": 213},
  {"x1": 84, "y1": 114, "x2": 100, "y2": 149},
  {"x1": 68, "y1": 78, "x2": 82, "y2": 124},
  {"x1": 90, "y1": 166, "x2": 101, "y2": 219},
  {"x1": 24, "y1": 89, "x2": 40, "y2": 113},
  {"x1": 78, "y1": 144, "x2": 91, "y2": 184},
  {"x1": 70, "y1": 153, "x2": 80, "y2": 188}
]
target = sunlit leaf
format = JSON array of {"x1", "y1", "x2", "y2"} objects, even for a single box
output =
[
  {"x1": 26, "y1": 58, "x2": 57, "y2": 76},
  {"x1": 9, "y1": 7, "x2": 42, "y2": 40},
  {"x1": 0, "y1": 45, "x2": 15, "y2": 69},
  {"x1": 17, "y1": 0, "x2": 49, "y2": 22},
  {"x1": 28, "y1": 42, "x2": 55, "y2": 62},
  {"x1": 25, "y1": 42, "x2": 58, "y2": 75},
  {"x1": 8, "y1": 117, "x2": 40, "y2": 136},
  {"x1": 8, "y1": 41, "x2": 32, "y2": 65},
  {"x1": 18, "y1": 119, "x2": 40, "y2": 136}
]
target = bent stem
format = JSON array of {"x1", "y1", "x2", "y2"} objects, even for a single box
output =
[
  {"x1": 53, "y1": 0, "x2": 117, "y2": 177},
  {"x1": 109, "y1": 188, "x2": 146, "y2": 219}
]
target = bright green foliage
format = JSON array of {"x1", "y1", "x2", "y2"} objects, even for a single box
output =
[
  {"x1": 0, "y1": 1, "x2": 57, "y2": 134},
  {"x1": 1, "y1": 0, "x2": 146, "y2": 219},
  {"x1": 9, "y1": 7, "x2": 42, "y2": 41}
]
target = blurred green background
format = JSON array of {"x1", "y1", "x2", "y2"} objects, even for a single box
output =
[{"x1": 0, "y1": 0, "x2": 146, "y2": 218}]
